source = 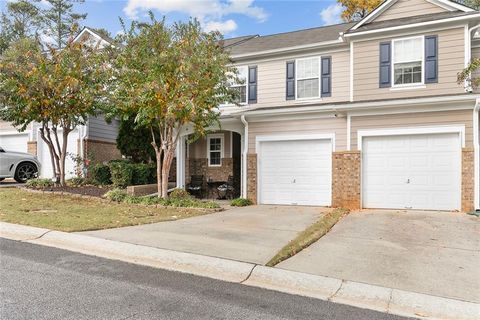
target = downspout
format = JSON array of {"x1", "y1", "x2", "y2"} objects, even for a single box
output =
[
  {"x1": 474, "y1": 98, "x2": 480, "y2": 210},
  {"x1": 240, "y1": 115, "x2": 249, "y2": 199},
  {"x1": 80, "y1": 121, "x2": 88, "y2": 177}
]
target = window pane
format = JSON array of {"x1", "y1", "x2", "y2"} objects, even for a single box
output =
[
  {"x1": 232, "y1": 86, "x2": 246, "y2": 104},
  {"x1": 297, "y1": 78, "x2": 319, "y2": 98},
  {"x1": 210, "y1": 138, "x2": 221, "y2": 151},
  {"x1": 394, "y1": 61, "x2": 422, "y2": 85},
  {"x1": 297, "y1": 58, "x2": 319, "y2": 79},
  {"x1": 210, "y1": 152, "x2": 221, "y2": 165},
  {"x1": 394, "y1": 38, "x2": 422, "y2": 63}
]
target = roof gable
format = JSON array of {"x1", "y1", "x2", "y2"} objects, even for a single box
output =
[
  {"x1": 72, "y1": 27, "x2": 112, "y2": 48},
  {"x1": 350, "y1": 0, "x2": 474, "y2": 31}
]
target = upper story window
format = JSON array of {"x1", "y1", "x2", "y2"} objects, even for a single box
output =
[
  {"x1": 392, "y1": 37, "x2": 423, "y2": 86},
  {"x1": 231, "y1": 66, "x2": 248, "y2": 104},
  {"x1": 296, "y1": 57, "x2": 320, "y2": 99},
  {"x1": 207, "y1": 134, "x2": 223, "y2": 167}
]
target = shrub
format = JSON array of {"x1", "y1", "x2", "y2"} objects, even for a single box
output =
[
  {"x1": 123, "y1": 195, "x2": 143, "y2": 204},
  {"x1": 108, "y1": 161, "x2": 133, "y2": 188},
  {"x1": 104, "y1": 188, "x2": 127, "y2": 202},
  {"x1": 25, "y1": 178, "x2": 54, "y2": 188},
  {"x1": 66, "y1": 177, "x2": 85, "y2": 187},
  {"x1": 131, "y1": 163, "x2": 153, "y2": 185},
  {"x1": 90, "y1": 164, "x2": 111, "y2": 185},
  {"x1": 230, "y1": 198, "x2": 253, "y2": 207},
  {"x1": 169, "y1": 188, "x2": 191, "y2": 200}
]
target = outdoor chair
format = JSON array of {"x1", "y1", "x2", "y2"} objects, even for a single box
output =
[
  {"x1": 217, "y1": 175, "x2": 235, "y2": 199},
  {"x1": 187, "y1": 175, "x2": 204, "y2": 198}
]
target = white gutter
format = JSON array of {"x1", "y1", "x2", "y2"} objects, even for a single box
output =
[
  {"x1": 344, "y1": 13, "x2": 480, "y2": 38},
  {"x1": 474, "y1": 98, "x2": 480, "y2": 210},
  {"x1": 231, "y1": 38, "x2": 345, "y2": 60},
  {"x1": 240, "y1": 115, "x2": 249, "y2": 199},
  {"x1": 80, "y1": 122, "x2": 88, "y2": 176}
]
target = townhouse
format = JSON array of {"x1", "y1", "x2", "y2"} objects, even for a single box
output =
[{"x1": 176, "y1": 0, "x2": 480, "y2": 212}]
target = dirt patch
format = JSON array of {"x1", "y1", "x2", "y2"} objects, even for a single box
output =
[{"x1": 33, "y1": 186, "x2": 111, "y2": 197}]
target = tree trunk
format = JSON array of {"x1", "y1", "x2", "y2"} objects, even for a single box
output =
[
  {"x1": 59, "y1": 129, "x2": 70, "y2": 186},
  {"x1": 161, "y1": 148, "x2": 175, "y2": 199}
]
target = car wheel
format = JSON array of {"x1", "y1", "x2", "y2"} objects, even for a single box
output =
[
  {"x1": 14, "y1": 162, "x2": 38, "y2": 183},
  {"x1": 0, "y1": 178, "x2": 4, "y2": 182}
]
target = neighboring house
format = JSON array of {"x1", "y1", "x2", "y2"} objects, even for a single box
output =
[
  {"x1": 0, "y1": 27, "x2": 121, "y2": 179},
  {"x1": 176, "y1": 0, "x2": 480, "y2": 212}
]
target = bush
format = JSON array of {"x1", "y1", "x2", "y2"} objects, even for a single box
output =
[
  {"x1": 230, "y1": 198, "x2": 253, "y2": 207},
  {"x1": 25, "y1": 178, "x2": 54, "y2": 188},
  {"x1": 90, "y1": 163, "x2": 111, "y2": 185},
  {"x1": 131, "y1": 163, "x2": 155, "y2": 185},
  {"x1": 104, "y1": 188, "x2": 127, "y2": 202},
  {"x1": 66, "y1": 177, "x2": 85, "y2": 187},
  {"x1": 169, "y1": 188, "x2": 191, "y2": 200},
  {"x1": 108, "y1": 161, "x2": 133, "y2": 188},
  {"x1": 123, "y1": 195, "x2": 143, "y2": 204}
]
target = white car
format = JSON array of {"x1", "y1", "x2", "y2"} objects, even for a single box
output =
[{"x1": 0, "y1": 147, "x2": 41, "y2": 183}]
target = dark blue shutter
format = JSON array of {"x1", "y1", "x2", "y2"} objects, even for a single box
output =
[
  {"x1": 425, "y1": 35, "x2": 438, "y2": 84},
  {"x1": 286, "y1": 61, "x2": 295, "y2": 100},
  {"x1": 321, "y1": 56, "x2": 331, "y2": 97},
  {"x1": 248, "y1": 66, "x2": 257, "y2": 104},
  {"x1": 379, "y1": 42, "x2": 391, "y2": 88}
]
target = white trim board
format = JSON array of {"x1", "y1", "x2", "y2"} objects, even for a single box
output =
[
  {"x1": 206, "y1": 133, "x2": 224, "y2": 167},
  {"x1": 357, "y1": 125, "x2": 466, "y2": 150},
  {"x1": 255, "y1": 133, "x2": 336, "y2": 153}
]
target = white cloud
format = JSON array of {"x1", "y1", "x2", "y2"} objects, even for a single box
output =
[
  {"x1": 204, "y1": 19, "x2": 238, "y2": 33},
  {"x1": 123, "y1": 0, "x2": 268, "y2": 35},
  {"x1": 319, "y1": 3, "x2": 343, "y2": 26}
]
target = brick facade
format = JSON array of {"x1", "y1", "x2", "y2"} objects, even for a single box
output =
[
  {"x1": 187, "y1": 158, "x2": 233, "y2": 183},
  {"x1": 332, "y1": 151, "x2": 361, "y2": 210},
  {"x1": 27, "y1": 141, "x2": 37, "y2": 156},
  {"x1": 462, "y1": 148, "x2": 475, "y2": 212},
  {"x1": 247, "y1": 154, "x2": 257, "y2": 204},
  {"x1": 83, "y1": 138, "x2": 122, "y2": 164}
]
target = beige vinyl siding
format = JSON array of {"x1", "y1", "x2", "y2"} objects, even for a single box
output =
[
  {"x1": 353, "y1": 27, "x2": 465, "y2": 101},
  {"x1": 248, "y1": 116, "x2": 347, "y2": 153},
  {"x1": 374, "y1": 0, "x2": 447, "y2": 22},
  {"x1": 188, "y1": 131, "x2": 232, "y2": 158},
  {"x1": 350, "y1": 109, "x2": 473, "y2": 149},
  {"x1": 0, "y1": 121, "x2": 16, "y2": 132},
  {"x1": 251, "y1": 50, "x2": 350, "y2": 108}
]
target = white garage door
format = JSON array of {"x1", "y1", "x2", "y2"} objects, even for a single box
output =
[
  {"x1": 37, "y1": 130, "x2": 79, "y2": 179},
  {"x1": 362, "y1": 133, "x2": 461, "y2": 211},
  {"x1": 0, "y1": 133, "x2": 28, "y2": 153},
  {"x1": 258, "y1": 139, "x2": 332, "y2": 206}
]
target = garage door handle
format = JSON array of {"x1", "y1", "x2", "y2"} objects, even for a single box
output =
[
  {"x1": 406, "y1": 179, "x2": 410, "y2": 184},
  {"x1": 292, "y1": 179, "x2": 296, "y2": 183}
]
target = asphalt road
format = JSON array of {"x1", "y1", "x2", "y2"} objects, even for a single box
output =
[{"x1": 0, "y1": 238, "x2": 411, "y2": 320}]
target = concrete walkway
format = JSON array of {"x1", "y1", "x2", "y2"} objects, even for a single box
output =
[
  {"x1": 278, "y1": 210, "x2": 480, "y2": 303},
  {"x1": 81, "y1": 205, "x2": 330, "y2": 264}
]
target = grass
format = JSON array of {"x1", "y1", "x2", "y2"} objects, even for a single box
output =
[
  {"x1": 266, "y1": 208, "x2": 350, "y2": 267},
  {"x1": 0, "y1": 188, "x2": 214, "y2": 232}
]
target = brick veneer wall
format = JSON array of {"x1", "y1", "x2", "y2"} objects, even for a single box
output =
[
  {"x1": 83, "y1": 139, "x2": 122, "y2": 164},
  {"x1": 247, "y1": 154, "x2": 257, "y2": 204},
  {"x1": 462, "y1": 148, "x2": 475, "y2": 212},
  {"x1": 332, "y1": 151, "x2": 361, "y2": 210},
  {"x1": 187, "y1": 158, "x2": 233, "y2": 183},
  {"x1": 27, "y1": 141, "x2": 37, "y2": 156}
]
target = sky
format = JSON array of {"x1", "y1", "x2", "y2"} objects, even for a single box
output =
[{"x1": 1, "y1": 0, "x2": 345, "y2": 39}]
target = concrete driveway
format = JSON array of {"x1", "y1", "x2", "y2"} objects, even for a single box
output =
[
  {"x1": 82, "y1": 205, "x2": 330, "y2": 265},
  {"x1": 277, "y1": 210, "x2": 480, "y2": 303}
]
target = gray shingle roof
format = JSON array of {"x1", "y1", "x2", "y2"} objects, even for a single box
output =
[
  {"x1": 227, "y1": 22, "x2": 355, "y2": 56},
  {"x1": 347, "y1": 11, "x2": 478, "y2": 34},
  {"x1": 221, "y1": 35, "x2": 258, "y2": 48}
]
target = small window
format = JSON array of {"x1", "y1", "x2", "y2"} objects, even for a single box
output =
[
  {"x1": 207, "y1": 134, "x2": 223, "y2": 167},
  {"x1": 296, "y1": 57, "x2": 320, "y2": 99},
  {"x1": 231, "y1": 66, "x2": 248, "y2": 104},
  {"x1": 393, "y1": 37, "x2": 423, "y2": 86}
]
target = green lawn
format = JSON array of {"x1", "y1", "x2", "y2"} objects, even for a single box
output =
[{"x1": 0, "y1": 188, "x2": 212, "y2": 232}]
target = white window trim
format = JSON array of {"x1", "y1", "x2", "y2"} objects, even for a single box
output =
[
  {"x1": 295, "y1": 56, "x2": 321, "y2": 100},
  {"x1": 230, "y1": 65, "x2": 249, "y2": 106},
  {"x1": 391, "y1": 35, "x2": 425, "y2": 88},
  {"x1": 357, "y1": 125, "x2": 466, "y2": 151},
  {"x1": 207, "y1": 133, "x2": 224, "y2": 167}
]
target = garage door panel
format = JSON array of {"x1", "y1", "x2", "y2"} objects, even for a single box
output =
[
  {"x1": 259, "y1": 138, "x2": 332, "y2": 206},
  {"x1": 38, "y1": 131, "x2": 78, "y2": 179},
  {"x1": 0, "y1": 134, "x2": 28, "y2": 153},
  {"x1": 363, "y1": 133, "x2": 461, "y2": 210}
]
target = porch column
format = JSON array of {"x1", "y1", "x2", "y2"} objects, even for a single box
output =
[{"x1": 176, "y1": 136, "x2": 186, "y2": 189}]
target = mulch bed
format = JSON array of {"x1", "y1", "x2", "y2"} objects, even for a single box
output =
[{"x1": 34, "y1": 186, "x2": 111, "y2": 198}]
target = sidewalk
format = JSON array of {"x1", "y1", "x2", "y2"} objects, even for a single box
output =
[{"x1": 1, "y1": 221, "x2": 478, "y2": 320}]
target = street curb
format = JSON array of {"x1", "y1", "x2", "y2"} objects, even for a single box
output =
[{"x1": 1, "y1": 222, "x2": 478, "y2": 320}]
